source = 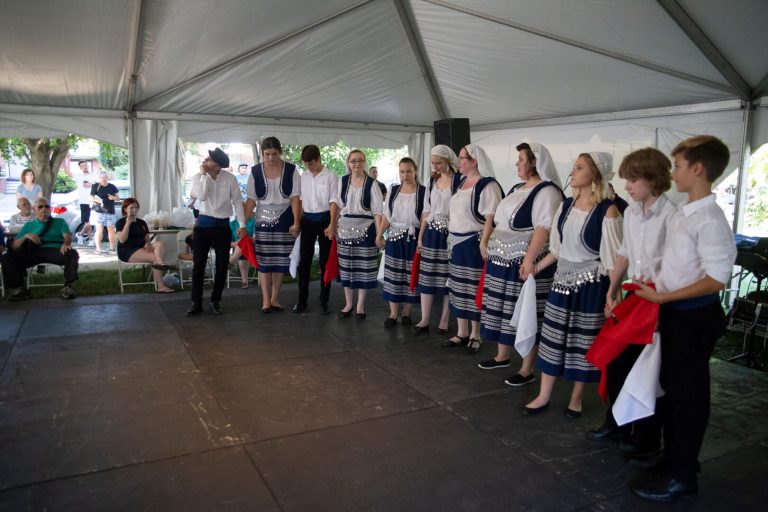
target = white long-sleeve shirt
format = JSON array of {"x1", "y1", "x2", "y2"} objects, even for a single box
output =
[
  {"x1": 191, "y1": 171, "x2": 245, "y2": 227},
  {"x1": 300, "y1": 166, "x2": 339, "y2": 213}
]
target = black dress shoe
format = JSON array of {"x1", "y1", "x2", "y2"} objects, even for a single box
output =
[
  {"x1": 262, "y1": 307, "x2": 271, "y2": 314},
  {"x1": 209, "y1": 302, "x2": 222, "y2": 315},
  {"x1": 440, "y1": 336, "x2": 469, "y2": 348},
  {"x1": 292, "y1": 303, "x2": 307, "y2": 313},
  {"x1": 356, "y1": 312, "x2": 366, "y2": 320},
  {"x1": 632, "y1": 476, "x2": 697, "y2": 502},
  {"x1": 412, "y1": 325, "x2": 429, "y2": 334},
  {"x1": 270, "y1": 305, "x2": 284, "y2": 312},
  {"x1": 437, "y1": 328, "x2": 448, "y2": 334},
  {"x1": 338, "y1": 309, "x2": 353, "y2": 319},
  {"x1": 384, "y1": 317, "x2": 397, "y2": 327},
  {"x1": 585, "y1": 424, "x2": 627, "y2": 442},
  {"x1": 185, "y1": 305, "x2": 203, "y2": 317},
  {"x1": 400, "y1": 316, "x2": 412, "y2": 326},
  {"x1": 522, "y1": 402, "x2": 549, "y2": 416},
  {"x1": 320, "y1": 302, "x2": 330, "y2": 315},
  {"x1": 564, "y1": 407, "x2": 582, "y2": 419}
]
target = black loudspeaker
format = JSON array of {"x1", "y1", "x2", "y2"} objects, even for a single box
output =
[{"x1": 434, "y1": 118, "x2": 471, "y2": 155}]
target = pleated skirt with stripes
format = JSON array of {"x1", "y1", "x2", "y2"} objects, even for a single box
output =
[
  {"x1": 480, "y1": 259, "x2": 556, "y2": 346},
  {"x1": 447, "y1": 233, "x2": 483, "y2": 321},
  {"x1": 383, "y1": 233, "x2": 419, "y2": 304},
  {"x1": 337, "y1": 222, "x2": 379, "y2": 290},
  {"x1": 254, "y1": 207, "x2": 295, "y2": 273},
  {"x1": 416, "y1": 225, "x2": 449, "y2": 296},
  {"x1": 536, "y1": 276, "x2": 610, "y2": 382}
]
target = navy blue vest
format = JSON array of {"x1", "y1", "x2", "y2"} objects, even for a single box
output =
[
  {"x1": 470, "y1": 177, "x2": 504, "y2": 224},
  {"x1": 251, "y1": 162, "x2": 297, "y2": 200},
  {"x1": 510, "y1": 181, "x2": 565, "y2": 231},
  {"x1": 388, "y1": 184, "x2": 426, "y2": 221},
  {"x1": 340, "y1": 174, "x2": 375, "y2": 211},
  {"x1": 556, "y1": 197, "x2": 614, "y2": 255},
  {"x1": 429, "y1": 172, "x2": 465, "y2": 196}
]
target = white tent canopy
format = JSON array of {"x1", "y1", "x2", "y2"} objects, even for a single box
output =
[{"x1": 1, "y1": 0, "x2": 767, "y2": 223}]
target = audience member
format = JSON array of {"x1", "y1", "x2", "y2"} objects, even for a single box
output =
[
  {"x1": 2, "y1": 197, "x2": 78, "y2": 301},
  {"x1": 369, "y1": 166, "x2": 387, "y2": 201},
  {"x1": 115, "y1": 198, "x2": 175, "y2": 293},
  {"x1": 90, "y1": 171, "x2": 120, "y2": 254},
  {"x1": 9, "y1": 197, "x2": 35, "y2": 231},
  {"x1": 16, "y1": 169, "x2": 43, "y2": 202}
]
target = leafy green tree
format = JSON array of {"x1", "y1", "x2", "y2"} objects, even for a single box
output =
[
  {"x1": 0, "y1": 135, "x2": 80, "y2": 198},
  {"x1": 54, "y1": 170, "x2": 77, "y2": 193},
  {"x1": 281, "y1": 140, "x2": 385, "y2": 176},
  {"x1": 98, "y1": 141, "x2": 130, "y2": 179}
]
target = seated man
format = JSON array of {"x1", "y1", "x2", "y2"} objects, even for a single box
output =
[{"x1": 2, "y1": 197, "x2": 79, "y2": 301}]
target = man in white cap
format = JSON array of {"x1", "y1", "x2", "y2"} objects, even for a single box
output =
[{"x1": 186, "y1": 147, "x2": 246, "y2": 316}]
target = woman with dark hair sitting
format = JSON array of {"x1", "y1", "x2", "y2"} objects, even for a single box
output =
[{"x1": 115, "y1": 198, "x2": 175, "y2": 293}]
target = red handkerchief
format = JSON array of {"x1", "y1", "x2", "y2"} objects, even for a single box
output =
[
  {"x1": 237, "y1": 236, "x2": 258, "y2": 270},
  {"x1": 475, "y1": 260, "x2": 487, "y2": 310},
  {"x1": 324, "y1": 238, "x2": 340, "y2": 286},
  {"x1": 409, "y1": 251, "x2": 421, "y2": 292}
]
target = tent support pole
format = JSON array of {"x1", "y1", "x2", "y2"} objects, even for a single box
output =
[
  {"x1": 656, "y1": 0, "x2": 752, "y2": 100},
  {"x1": 125, "y1": 0, "x2": 147, "y2": 112},
  {"x1": 732, "y1": 101, "x2": 754, "y2": 234},
  {"x1": 392, "y1": 0, "x2": 448, "y2": 119},
  {"x1": 136, "y1": 0, "x2": 375, "y2": 109},
  {"x1": 424, "y1": 0, "x2": 735, "y2": 94}
]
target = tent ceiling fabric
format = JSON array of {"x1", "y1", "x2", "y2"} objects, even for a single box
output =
[{"x1": 0, "y1": 0, "x2": 766, "y2": 132}]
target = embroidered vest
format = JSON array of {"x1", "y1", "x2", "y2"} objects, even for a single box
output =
[
  {"x1": 251, "y1": 162, "x2": 297, "y2": 200},
  {"x1": 510, "y1": 181, "x2": 565, "y2": 231},
  {"x1": 388, "y1": 184, "x2": 426, "y2": 221},
  {"x1": 556, "y1": 197, "x2": 614, "y2": 255},
  {"x1": 340, "y1": 174, "x2": 375, "y2": 211},
  {"x1": 470, "y1": 177, "x2": 504, "y2": 224}
]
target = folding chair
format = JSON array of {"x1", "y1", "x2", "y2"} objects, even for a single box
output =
[
  {"x1": 176, "y1": 229, "x2": 221, "y2": 290},
  {"x1": 27, "y1": 263, "x2": 65, "y2": 289},
  {"x1": 117, "y1": 260, "x2": 157, "y2": 293}
]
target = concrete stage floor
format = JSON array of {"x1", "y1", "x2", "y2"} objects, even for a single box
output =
[{"x1": 1, "y1": 283, "x2": 766, "y2": 511}]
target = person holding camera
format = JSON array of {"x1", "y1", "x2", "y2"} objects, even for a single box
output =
[
  {"x1": 90, "y1": 171, "x2": 120, "y2": 254},
  {"x1": 1, "y1": 197, "x2": 79, "y2": 301}
]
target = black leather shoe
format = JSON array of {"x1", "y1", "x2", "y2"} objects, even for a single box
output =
[
  {"x1": 356, "y1": 312, "x2": 366, "y2": 320},
  {"x1": 412, "y1": 325, "x2": 429, "y2": 334},
  {"x1": 585, "y1": 424, "x2": 626, "y2": 442},
  {"x1": 209, "y1": 302, "x2": 222, "y2": 315},
  {"x1": 185, "y1": 305, "x2": 203, "y2": 317},
  {"x1": 292, "y1": 302, "x2": 307, "y2": 313},
  {"x1": 400, "y1": 316, "x2": 412, "y2": 326},
  {"x1": 564, "y1": 407, "x2": 582, "y2": 419},
  {"x1": 384, "y1": 317, "x2": 397, "y2": 327},
  {"x1": 338, "y1": 309, "x2": 353, "y2": 319},
  {"x1": 522, "y1": 402, "x2": 549, "y2": 416},
  {"x1": 320, "y1": 302, "x2": 330, "y2": 315},
  {"x1": 632, "y1": 476, "x2": 697, "y2": 502}
]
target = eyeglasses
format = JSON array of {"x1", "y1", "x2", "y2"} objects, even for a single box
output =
[
  {"x1": 36, "y1": 205, "x2": 51, "y2": 210},
  {"x1": 349, "y1": 159, "x2": 366, "y2": 164},
  {"x1": 458, "y1": 156, "x2": 472, "y2": 161}
]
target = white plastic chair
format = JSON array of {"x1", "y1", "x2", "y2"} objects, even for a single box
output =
[
  {"x1": 117, "y1": 260, "x2": 157, "y2": 293},
  {"x1": 176, "y1": 229, "x2": 222, "y2": 290}
]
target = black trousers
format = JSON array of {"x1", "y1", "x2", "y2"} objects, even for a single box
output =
[
  {"x1": 191, "y1": 225, "x2": 231, "y2": 306},
  {"x1": 658, "y1": 301, "x2": 725, "y2": 482},
  {"x1": 602, "y1": 343, "x2": 663, "y2": 450},
  {"x1": 297, "y1": 216, "x2": 332, "y2": 306},
  {"x1": 2, "y1": 247, "x2": 79, "y2": 288}
]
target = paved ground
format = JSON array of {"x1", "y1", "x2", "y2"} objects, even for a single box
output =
[{"x1": 0, "y1": 283, "x2": 766, "y2": 511}]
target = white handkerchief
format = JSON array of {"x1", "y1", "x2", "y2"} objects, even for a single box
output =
[
  {"x1": 511, "y1": 275, "x2": 537, "y2": 358},
  {"x1": 377, "y1": 250, "x2": 386, "y2": 282},
  {"x1": 289, "y1": 235, "x2": 301, "y2": 278},
  {"x1": 613, "y1": 332, "x2": 665, "y2": 426}
]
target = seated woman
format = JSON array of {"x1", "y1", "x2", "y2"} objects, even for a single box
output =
[
  {"x1": 115, "y1": 198, "x2": 174, "y2": 293},
  {"x1": 9, "y1": 197, "x2": 35, "y2": 232}
]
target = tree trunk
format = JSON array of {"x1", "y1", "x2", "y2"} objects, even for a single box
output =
[{"x1": 23, "y1": 138, "x2": 70, "y2": 199}]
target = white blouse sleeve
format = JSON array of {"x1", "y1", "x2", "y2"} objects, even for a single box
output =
[
  {"x1": 289, "y1": 168, "x2": 301, "y2": 198},
  {"x1": 548, "y1": 203, "x2": 564, "y2": 259},
  {"x1": 384, "y1": 191, "x2": 393, "y2": 220},
  {"x1": 370, "y1": 181, "x2": 384, "y2": 216},
  {"x1": 531, "y1": 186, "x2": 564, "y2": 230},
  {"x1": 329, "y1": 175, "x2": 341, "y2": 207},
  {"x1": 422, "y1": 183, "x2": 433, "y2": 217},
  {"x1": 599, "y1": 216, "x2": 624, "y2": 273},
  {"x1": 479, "y1": 181, "x2": 503, "y2": 217},
  {"x1": 616, "y1": 215, "x2": 630, "y2": 259}
]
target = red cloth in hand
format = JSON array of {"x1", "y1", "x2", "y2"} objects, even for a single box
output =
[
  {"x1": 324, "y1": 238, "x2": 339, "y2": 286},
  {"x1": 475, "y1": 260, "x2": 487, "y2": 310},
  {"x1": 586, "y1": 282, "x2": 659, "y2": 401},
  {"x1": 409, "y1": 251, "x2": 421, "y2": 292},
  {"x1": 237, "y1": 236, "x2": 258, "y2": 270}
]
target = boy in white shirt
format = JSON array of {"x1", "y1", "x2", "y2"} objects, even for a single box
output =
[
  {"x1": 586, "y1": 148, "x2": 675, "y2": 461},
  {"x1": 632, "y1": 136, "x2": 737, "y2": 501}
]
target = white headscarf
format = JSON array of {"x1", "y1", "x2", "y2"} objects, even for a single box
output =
[
  {"x1": 463, "y1": 143, "x2": 495, "y2": 178},
  {"x1": 588, "y1": 152, "x2": 614, "y2": 183},
  {"x1": 527, "y1": 142, "x2": 561, "y2": 188},
  {"x1": 430, "y1": 144, "x2": 459, "y2": 171}
]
